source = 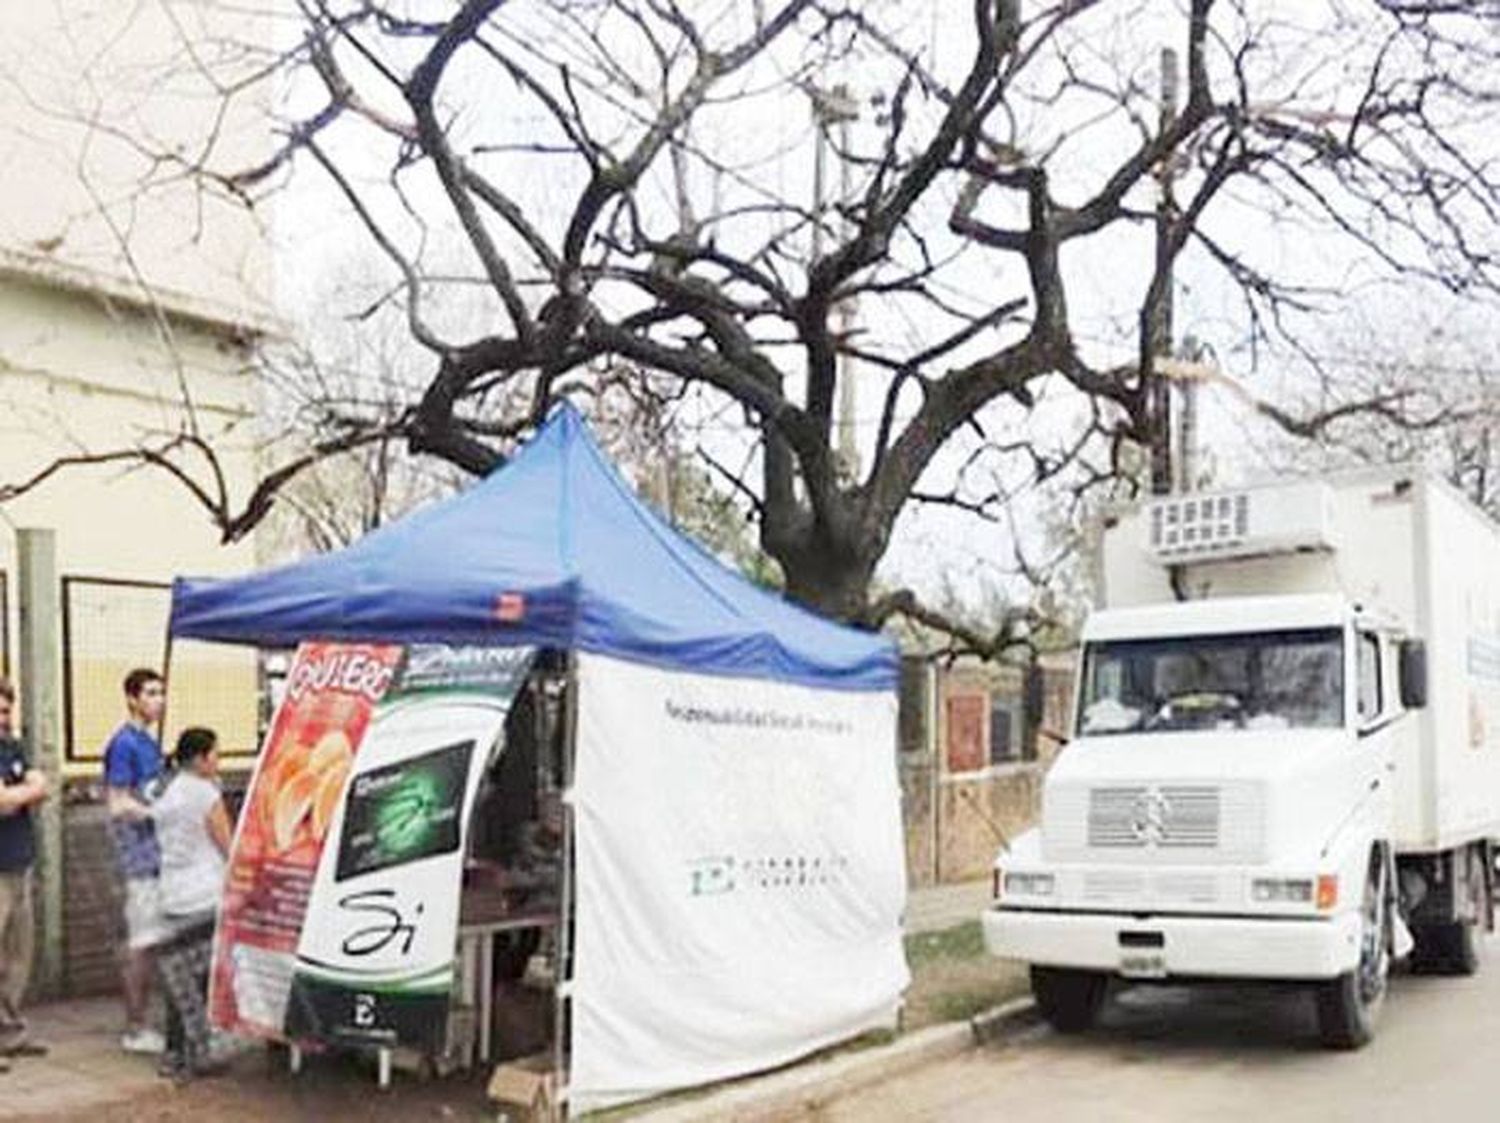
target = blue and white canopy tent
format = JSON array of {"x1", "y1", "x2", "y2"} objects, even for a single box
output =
[{"x1": 170, "y1": 404, "x2": 909, "y2": 1111}]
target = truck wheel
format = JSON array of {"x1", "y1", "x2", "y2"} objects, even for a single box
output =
[
  {"x1": 1030, "y1": 966, "x2": 1107, "y2": 1034},
  {"x1": 1317, "y1": 852, "x2": 1389, "y2": 1050}
]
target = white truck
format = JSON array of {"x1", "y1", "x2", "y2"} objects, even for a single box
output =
[{"x1": 985, "y1": 468, "x2": 1500, "y2": 1048}]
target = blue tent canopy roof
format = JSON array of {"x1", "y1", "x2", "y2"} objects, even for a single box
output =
[{"x1": 170, "y1": 404, "x2": 896, "y2": 691}]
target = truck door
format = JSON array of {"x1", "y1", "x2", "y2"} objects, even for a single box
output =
[{"x1": 1354, "y1": 628, "x2": 1397, "y2": 832}]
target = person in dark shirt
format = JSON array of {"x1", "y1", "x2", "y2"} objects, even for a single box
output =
[
  {"x1": 0, "y1": 677, "x2": 49, "y2": 1065},
  {"x1": 103, "y1": 668, "x2": 168, "y2": 1056}
]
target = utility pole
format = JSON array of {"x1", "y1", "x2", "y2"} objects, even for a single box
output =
[
  {"x1": 810, "y1": 83, "x2": 861, "y2": 480},
  {"x1": 835, "y1": 103, "x2": 859, "y2": 480},
  {"x1": 17, "y1": 529, "x2": 62, "y2": 998},
  {"x1": 1148, "y1": 47, "x2": 1179, "y2": 496},
  {"x1": 1177, "y1": 336, "x2": 1203, "y2": 492},
  {"x1": 1157, "y1": 353, "x2": 1216, "y2": 491}
]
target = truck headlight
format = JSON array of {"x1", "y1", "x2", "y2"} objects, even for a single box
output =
[
  {"x1": 1003, "y1": 872, "x2": 1056, "y2": 897},
  {"x1": 1251, "y1": 878, "x2": 1314, "y2": 904}
]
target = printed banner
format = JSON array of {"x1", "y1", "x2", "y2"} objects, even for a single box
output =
[
  {"x1": 210, "y1": 642, "x2": 403, "y2": 1039},
  {"x1": 568, "y1": 652, "x2": 908, "y2": 1112},
  {"x1": 211, "y1": 642, "x2": 535, "y2": 1051},
  {"x1": 285, "y1": 644, "x2": 535, "y2": 1051}
]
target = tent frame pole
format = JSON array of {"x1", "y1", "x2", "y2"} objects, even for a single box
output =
[
  {"x1": 553, "y1": 649, "x2": 579, "y2": 1120},
  {"x1": 159, "y1": 629, "x2": 175, "y2": 756}
]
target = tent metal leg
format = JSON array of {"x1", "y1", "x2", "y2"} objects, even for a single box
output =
[
  {"x1": 479, "y1": 932, "x2": 494, "y2": 1063},
  {"x1": 552, "y1": 651, "x2": 579, "y2": 1119}
]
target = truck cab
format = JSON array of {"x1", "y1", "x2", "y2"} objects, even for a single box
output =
[{"x1": 985, "y1": 473, "x2": 1495, "y2": 1048}]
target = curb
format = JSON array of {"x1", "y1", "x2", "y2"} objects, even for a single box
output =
[{"x1": 628, "y1": 998, "x2": 1039, "y2": 1123}]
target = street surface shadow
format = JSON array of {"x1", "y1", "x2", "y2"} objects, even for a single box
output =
[{"x1": 1026, "y1": 967, "x2": 1438, "y2": 1059}]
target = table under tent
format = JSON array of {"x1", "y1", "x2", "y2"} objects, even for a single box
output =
[{"x1": 168, "y1": 403, "x2": 910, "y2": 1113}]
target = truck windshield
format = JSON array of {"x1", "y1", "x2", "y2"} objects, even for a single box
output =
[{"x1": 1078, "y1": 627, "x2": 1344, "y2": 736}]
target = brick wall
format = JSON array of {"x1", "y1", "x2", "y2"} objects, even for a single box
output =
[
  {"x1": 61, "y1": 798, "x2": 124, "y2": 997},
  {"x1": 900, "y1": 654, "x2": 1075, "y2": 886}
]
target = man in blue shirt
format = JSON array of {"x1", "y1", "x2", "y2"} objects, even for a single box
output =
[
  {"x1": 103, "y1": 668, "x2": 168, "y2": 1055},
  {"x1": 0, "y1": 678, "x2": 48, "y2": 1068}
]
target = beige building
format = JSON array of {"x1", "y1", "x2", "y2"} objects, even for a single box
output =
[
  {"x1": 0, "y1": 3, "x2": 279, "y2": 775},
  {"x1": 0, "y1": 4, "x2": 281, "y2": 996}
]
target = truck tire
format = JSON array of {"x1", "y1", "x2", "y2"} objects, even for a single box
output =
[
  {"x1": 1317, "y1": 851, "x2": 1389, "y2": 1050},
  {"x1": 1030, "y1": 966, "x2": 1107, "y2": 1034}
]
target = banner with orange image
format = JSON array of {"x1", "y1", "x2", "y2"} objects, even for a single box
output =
[{"x1": 209, "y1": 642, "x2": 403, "y2": 1038}]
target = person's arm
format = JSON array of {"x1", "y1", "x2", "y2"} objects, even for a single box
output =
[
  {"x1": 0, "y1": 783, "x2": 34, "y2": 815},
  {"x1": 205, "y1": 798, "x2": 233, "y2": 857},
  {"x1": 0, "y1": 766, "x2": 48, "y2": 815},
  {"x1": 106, "y1": 786, "x2": 151, "y2": 820}
]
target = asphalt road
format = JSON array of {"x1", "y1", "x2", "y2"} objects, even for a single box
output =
[{"x1": 820, "y1": 935, "x2": 1500, "y2": 1122}]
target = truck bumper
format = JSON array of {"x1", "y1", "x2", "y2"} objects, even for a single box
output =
[{"x1": 983, "y1": 906, "x2": 1362, "y2": 981}]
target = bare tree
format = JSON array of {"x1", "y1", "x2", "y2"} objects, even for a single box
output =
[{"x1": 8, "y1": 0, "x2": 1500, "y2": 638}]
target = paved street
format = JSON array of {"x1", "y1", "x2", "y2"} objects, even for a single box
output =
[{"x1": 819, "y1": 935, "x2": 1500, "y2": 1122}]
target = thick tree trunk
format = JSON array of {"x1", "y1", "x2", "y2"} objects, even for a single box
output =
[{"x1": 777, "y1": 541, "x2": 879, "y2": 625}]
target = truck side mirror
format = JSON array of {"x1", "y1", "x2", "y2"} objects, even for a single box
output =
[{"x1": 1400, "y1": 639, "x2": 1428, "y2": 710}]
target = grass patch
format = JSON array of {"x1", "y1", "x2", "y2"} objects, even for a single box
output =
[
  {"x1": 901, "y1": 920, "x2": 1028, "y2": 1031},
  {"x1": 905, "y1": 919, "x2": 987, "y2": 967}
]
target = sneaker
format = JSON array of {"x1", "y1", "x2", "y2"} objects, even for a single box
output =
[{"x1": 121, "y1": 1027, "x2": 167, "y2": 1055}]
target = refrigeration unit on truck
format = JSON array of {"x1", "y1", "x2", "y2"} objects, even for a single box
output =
[{"x1": 984, "y1": 468, "x2": 1500, "y2": 1048}]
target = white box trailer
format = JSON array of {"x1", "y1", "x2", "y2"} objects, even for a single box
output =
[{"x1": 985, "y1": 467, "x2": 1500, "y2": 1048}]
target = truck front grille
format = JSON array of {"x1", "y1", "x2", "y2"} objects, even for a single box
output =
[
  {"x1": 1086, "y1": 784, "x2": 1221, "y2": 849},
  {"x1": 1086, "y1": 786, "x2": 1148, "y2": 848},
  {"x1": 1046, "y1": 780, "x2": 1263, "y2": 865}
]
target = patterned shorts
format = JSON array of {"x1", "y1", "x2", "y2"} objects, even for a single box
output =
[{"x1": 156, "y1": 923, "x2": 215, "y2": 1060}]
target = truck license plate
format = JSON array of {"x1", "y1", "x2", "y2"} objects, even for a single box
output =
[{"x1": 1119, "y1": 953, "x2": 1167, "y2": 979}]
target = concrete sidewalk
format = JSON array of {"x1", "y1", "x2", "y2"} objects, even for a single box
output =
[
  {"x1": 904, "y1": 877, "x2": 991, "y2": 935},
  {"x1": 0, "y1": 997, "x2": 161, "y2": 1119}
]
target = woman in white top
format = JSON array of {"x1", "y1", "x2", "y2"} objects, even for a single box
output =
[{"x1": 151, "y1": 727, "x2": 231, "y2": 1081}]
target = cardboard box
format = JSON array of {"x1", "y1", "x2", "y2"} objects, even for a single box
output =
[{"x1": 487, "y1": 1052, "x2": 558, "y2": 1122}]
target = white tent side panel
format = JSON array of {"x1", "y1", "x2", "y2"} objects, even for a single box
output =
[{"x1": 568, "y1": 652, "x2": 909, "y2": 1112}]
